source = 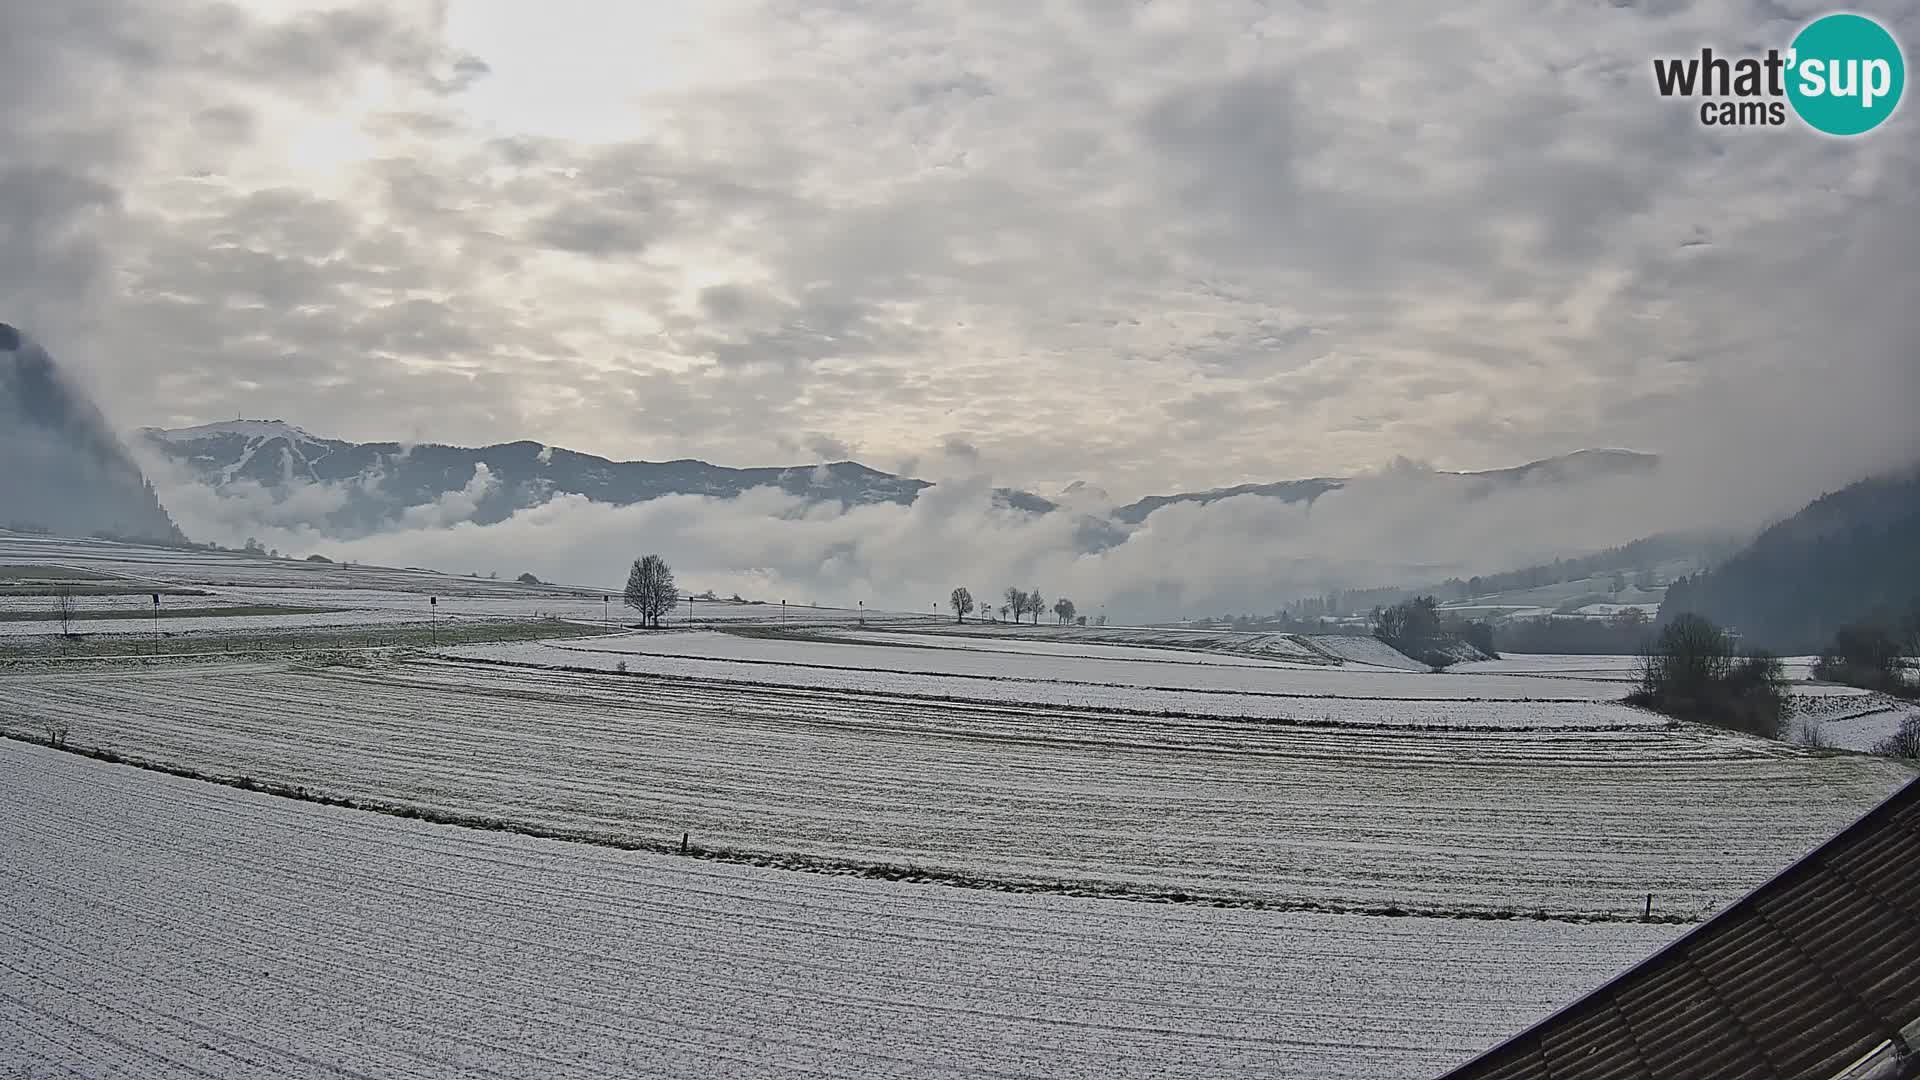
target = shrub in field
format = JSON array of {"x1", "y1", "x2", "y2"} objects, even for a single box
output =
[
  {"x1": 1813, "y1": 621, "x2": 1918, "y2": 699},
  {"x1": 1874, "y1": 715, "x2": 1920, "y2": 759},
  {"x1": 1627, "y1": 613, "x2": 1789, "y2": 739},
  {"x1": 1372, "y1": 596, "x2": 1492, "y2": 667}
]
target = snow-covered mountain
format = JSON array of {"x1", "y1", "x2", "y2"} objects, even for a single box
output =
[
  {"x1": 1110, "y1": 449, "x2": 1659, "y2": 523},
  {"x1": 141, "y1": 421, "x2": 949, "y2": 536},
  {"x1": 1, "y1": 324, "x2": 183, "y2": 543},
  {"x1": 139, "y1": 419, "x2": 1661, "y2": 545}
]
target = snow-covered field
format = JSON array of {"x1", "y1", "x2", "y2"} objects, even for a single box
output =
[
  {"x1": 902, "y1": 622, "x2": 1328, "y2": 661},
  {"x1": 453, "y1": 638, "x2": 1664, "y2": 728},
  {"x1": 0, "y1": 741, "x2": 1685, "y2": 1080},
  {"x1": 1457, "y1": 653, "x2": 1862, "y2": 699},
  {"x1": 4, "y1": 534, "x2": 1917, "y2": 1076},
  {"x1": 0, "y1": 534, "x2": 921, "y2": 642},
  {"x1": 1789, "y1": 691, "x2": 1920, "y2": 752},
  {"x1": 3, "y1": 657, "x2": 1907, "y2": 917},
  {"x1": 524, "y1": 631, "x2": 1631, "y2": 700},
  {"x1": 0, "y1": 607, "x2": 431, "y2": 638},
  {"x1": 1300, "y1": 634, "x2": 1433, "y2": 670},
  {"x1": 813, "y1": 627, "x2": 1332, "y2": 669}
]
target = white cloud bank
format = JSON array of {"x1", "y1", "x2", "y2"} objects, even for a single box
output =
[{"x1": 152, "y1": 443, "x2": 1852, "y2": 622}]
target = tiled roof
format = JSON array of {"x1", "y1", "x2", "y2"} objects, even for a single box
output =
[{"x1": 1439, "y1": 776, "x2": 1920, "y2": 1080}]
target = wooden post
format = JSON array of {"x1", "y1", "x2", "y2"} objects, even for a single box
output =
[
  {"x1": 680, "y1": 831, "x2": 689, "y2": 856},
  {"x1": 1645, "y1": 893, "x2": 1653, "y2": 921}
]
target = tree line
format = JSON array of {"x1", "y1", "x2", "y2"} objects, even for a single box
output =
[
  {"x1": 948, "y1": 586, "x2": 1087, "y2": 626},
  {"x1": 1657, "y1": 466, "x2": 1920, "y2": 654},
  {"x1": 1370, "y1": 596, "x2": 1496, "y2": 669},
  {"x1": 619, "y1": 557, "x2": 1103, "y2": 632}
]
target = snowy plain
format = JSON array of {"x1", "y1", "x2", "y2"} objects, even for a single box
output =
[
  {"x1": 3, "y1": 657, "x2": 1908, "y2": 917},
  {"x1": 531, "y1": 631, "x2": 1634, "y2": 700},
  {"x1": 450, "y1": 638, "x2": 1667, "y2": 728},
  {"x1": 0, "y1": 742, "x2": 1687, "y2": 1080},
  {"x1": 0, "y1": 534, "x2": 910, "y2": 640}
]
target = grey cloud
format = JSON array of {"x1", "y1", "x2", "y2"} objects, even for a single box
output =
[
  {"x1": 529, "y1": 206, "x2": 660, "y2": 256},
  {"x1": 191, "y1": 105, "x2": 255, "y2": 145},
  {"x1": 216, "y1": 6, "x2": 437, "y2": 90},
  {"x1": 430, "y1": 53, "x2": 492, "y2": 95},
  {"x1": 802, "y1": 434, "x2": 856, "y2": 461},
  {"x1": 7, "y1": 0, "x2": 1919, "y2": 524}
]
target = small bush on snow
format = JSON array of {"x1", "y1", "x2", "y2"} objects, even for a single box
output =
[{"x1": 1874, "y1": 715, "x2": 1920, "y2": 759}]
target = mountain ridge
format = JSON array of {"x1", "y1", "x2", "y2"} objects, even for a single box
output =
[
  {"x1": 139, "y1": 419, "x2": 1661, "y2": 540},
  {"x1": 2, "y1": 325, "x2": 184, "y2": 543},
  {"x1": 1658, "y1": 463, "x2": 1920, "y2": 653}
]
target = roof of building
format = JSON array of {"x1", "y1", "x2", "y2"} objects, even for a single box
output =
[{"x1": 1438, "y1": 775, "x2": 1920, "y2": 1080}]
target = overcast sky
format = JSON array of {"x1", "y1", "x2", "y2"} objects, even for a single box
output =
[{"x1": 3, "y1": 0, "x2": 1916, "y2": 502}]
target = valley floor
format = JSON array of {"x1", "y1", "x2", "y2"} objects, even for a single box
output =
[
  {"x1": 0, "y1": 741, "x2": 1680, "y2": 1080},
  {"x1": 4, "y1": 534, "x2": 1914, "y2": 1078}
]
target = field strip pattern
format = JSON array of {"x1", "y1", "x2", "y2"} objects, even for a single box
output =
[
  {"x1": 519, "y1": 632, "x2": 1631, "y2": 700},
  {"x1": 0, "y1": 741, "x2": 1685, "y2": 1080},
  {"x1": 808, "y1": 628, "x2": 1335, "y2": 669},
  {"x1": 1, "y1": 660, "x2": 1909, "y2": 916},
  {"x1": 449, "y1": 642, "x2": 1671, "y2": 728}
]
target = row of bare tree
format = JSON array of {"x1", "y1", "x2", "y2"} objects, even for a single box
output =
[
  {"x1": 624, "y1": 554, "x2": 1096, "y2": 631},
  {"x1": 947, "y1": 587, "x2": 1081, "y2": 626}
]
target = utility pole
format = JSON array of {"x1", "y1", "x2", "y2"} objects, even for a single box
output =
[
  {"x1": 603, "y1": 595, "x2": 609, "y2": 627},
  {"x1": 151, "y1": 592, "x2": 159, "y2": 654},
  {"x1": 858, "y1": 599, "x2": 864, "y2": 626},
  {"x1": 782, "y1": 599, "x2": 786, "y2": 627},
  {"x1": 430, "y1": 596, "x2": 437, "y2": 646}
]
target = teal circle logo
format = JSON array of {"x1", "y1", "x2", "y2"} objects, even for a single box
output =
[{"x1": 1787, "y1": 13, "x2": 1905, "y2": 135}]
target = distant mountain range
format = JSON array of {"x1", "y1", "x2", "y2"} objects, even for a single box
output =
[
  {"x1": 1, "y1": 325, "x2": 183, "y2": 543},
  {"x1": 1110, "y1": 449, "x2": 1658, "y2": 524},
  {"x1": 138, "y1": 418, "x2": 1662, "y2": 541}
]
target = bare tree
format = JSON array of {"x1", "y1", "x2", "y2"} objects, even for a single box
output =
[
  {"x1": 1004, "y1": 587, "x2": 1026, "y2": 625},
  {"x1": 624, "y1": 554, "x2": 678, "y2": 629},
  {"x1": 43, "y1": 720, "x2": 70, "y2": 748},
  {"x1": 1024, "y1": 587, "x2": 1044, "y2": 625},
  {"x1": 53, "y1": 588, "x2": 75, "y2": 636},
  {"x1": 949, "y1": 586, "x2": 975, "y2": 623},
  {"x1": 1053, "y1": 597, "x2": 1076, "y2": 625}
]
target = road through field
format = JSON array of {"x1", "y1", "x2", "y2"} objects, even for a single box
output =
[{"x1": 0, "y1": 741, "x2": 1683, "y2": 1080}]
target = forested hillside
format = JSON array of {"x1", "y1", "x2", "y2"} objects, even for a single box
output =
[{"x1": 1660, "y1": 466, "x2": 1920, "y2": 654}]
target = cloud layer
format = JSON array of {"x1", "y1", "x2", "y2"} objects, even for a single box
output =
[
  {"x1": 8, "y1": 0, "x2": 1920, "y2": 607},
  {"x1": 149, "y1": 444, "x2": 1820, "y2": 622}
]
